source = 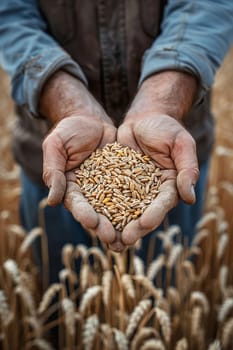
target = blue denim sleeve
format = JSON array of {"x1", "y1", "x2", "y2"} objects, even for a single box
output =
[
  {"x1": 0, "y1": 0, "x2": 87, "y2": 116},
  {"x1": 140, "y1": 0, "x2": 233, "y2": 97}
]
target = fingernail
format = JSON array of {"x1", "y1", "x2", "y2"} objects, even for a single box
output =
[{"x1": 191, "y1": 185, "x2": 196, "y2": 201}]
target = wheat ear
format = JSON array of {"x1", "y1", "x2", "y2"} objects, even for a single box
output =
[
  {"x1": 222, "y1": 317, "x2": 233, "y2": 349},
  {"x1": 175, "y1": 338, "x2": 188, "y2": 350},
  {"x1": 140, "y1": 339, "x2": 165, "y2": 350},
  {"x1": 155, "y1": 307, "x2": 171, "y2": 344},
  {"x1": 83, "y1": 314, "x2": 99, "y2": 350},
  {"x1": 19, "y1": 227, "x2": 42, "y2": 255},
  {"x1": 79, "y1": 285, "x2": 102, "y2": 315},
  {"x1": 113, "y1": 328, "x2": 128, "y2": 350},
  {"x1": 131, "y1": 327, "x2": 159, "y2": 350},
  {"x1": 218, "y1": 298, "x2": 233, "y2": 323},
  {"x1": 126, "y1": 299, "x2": 152, "y2": 339},
  {"x1": 208, "y1": 340, "x2": 221, "y2": 350},
  {"x1": 38, "y1": 283, "x2": 61, "y2": 314}
]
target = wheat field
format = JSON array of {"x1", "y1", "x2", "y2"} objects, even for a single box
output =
[{"x1": 0, "y1": 48, "x2": 233, "y2": 349}]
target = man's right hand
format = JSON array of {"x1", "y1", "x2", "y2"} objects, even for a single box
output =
[{"x1": 40, "y1": 71, "x2": 125, "y2": 249}]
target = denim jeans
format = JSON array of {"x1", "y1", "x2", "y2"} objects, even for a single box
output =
[{"x1": 20, "y1": 161, "x2": 209, "y2": 284}]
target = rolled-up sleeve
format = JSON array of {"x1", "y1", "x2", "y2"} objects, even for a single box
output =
[
  {"x1": 140, "y1": 0, "x2": 233, "y2": 96},
  {"x1": 0, "y1": 0, "x2": 87, "y2": 116}
]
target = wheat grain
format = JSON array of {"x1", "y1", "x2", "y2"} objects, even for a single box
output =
[
  {"x1": 83, "y1": 314, "x2": 99, "y2": 350},
  {"x1": 126, "y1": 299, "x2": 152, "y2": 339},
  {"x1": 75, "y1": 142, "x2": 162, "y2": 231}
]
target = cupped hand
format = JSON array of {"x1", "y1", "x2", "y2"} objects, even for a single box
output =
[
  {"x1": 117, "y1": 113, "x2": 199, "y2": 245},
  {"x1": 42, "y1": 114, "x2": 124, "y2": 246}
]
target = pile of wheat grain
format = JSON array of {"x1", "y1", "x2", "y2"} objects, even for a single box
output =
[{"x1": 75, "y1": 142, "x2": 162, "y2": 231}]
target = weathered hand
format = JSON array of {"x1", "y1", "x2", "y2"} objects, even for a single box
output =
[
  {"x1": 117, "y1": 113, "x2": 199, "y2": 245},
  {"x1": 41, "y1": 71, "x2": 123, "y2": 247},
  {"x1": 117, "y1": 71, "x2": 199, "y2": 245}
]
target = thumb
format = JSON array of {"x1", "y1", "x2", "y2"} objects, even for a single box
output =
[
  {"x1": 177, "y1": 168, "x2": 199, "y2": 204},
  {"x1": 42, "y1": 134, "x2": 67, "y2": 205},
  {"x1": 45, "y1": 169, "x2": 66, "y2": 205},
  {"x1": 172, "y1": 131, "x2": 199, "y2": 204}
]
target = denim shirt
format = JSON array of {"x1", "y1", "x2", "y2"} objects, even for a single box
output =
[{"x1": 0, "y1": 0, "x2": 232, "y2": 117}]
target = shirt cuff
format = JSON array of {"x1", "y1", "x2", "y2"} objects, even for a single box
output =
[{"x1": 20, "y1": 48, "x2": 88, "y2": 117}]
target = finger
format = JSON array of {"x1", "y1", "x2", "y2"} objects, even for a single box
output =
[
  {"x1": 99, "y1": 124, "x2": 117, "y2": 148},
  {"x1": 89, "y1": 214, "x2": 116, "y2": 245},
  {"x1": 117, "y1": 124, "x2": 140, "y2": 151},
  {"x1": 64, "y1": 181, "x2": 99, "y2": 230},
  {"x1": 47, "y1": 169, "x2": 66, "y2": 205},
  {"x1": 108, "y1": 231, "x2": 127, "y2": 252},
  {"x1": 121, "y1": 180, "x2": 178, "y2": 245},
  {"x1": 177, "y1": 168, "x2": 199, "y2": 204},
  {"x1": 43, "y1": 134, "x2": 66, "y2": 205},
  {"x1": 64, "y1": 181, "x2": 116, "y2": 244},
  {"x1": 172, "y1": 131, "x2": 199, "y2": 204}
]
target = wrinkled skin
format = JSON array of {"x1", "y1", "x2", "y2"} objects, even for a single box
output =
[{"x1": 42, "y1": 71, "x2": 199, "y2": 252}]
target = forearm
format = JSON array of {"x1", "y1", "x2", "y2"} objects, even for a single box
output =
[
  {"x1": 140, "y1": 0, "x2": 233, "y2": 99},
  {"x1": 39, "y1": 70, "x2": 113, "y2": 126},
  {"x1": 127, "y1": 70, "x2": 198, "y2": 121}
]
